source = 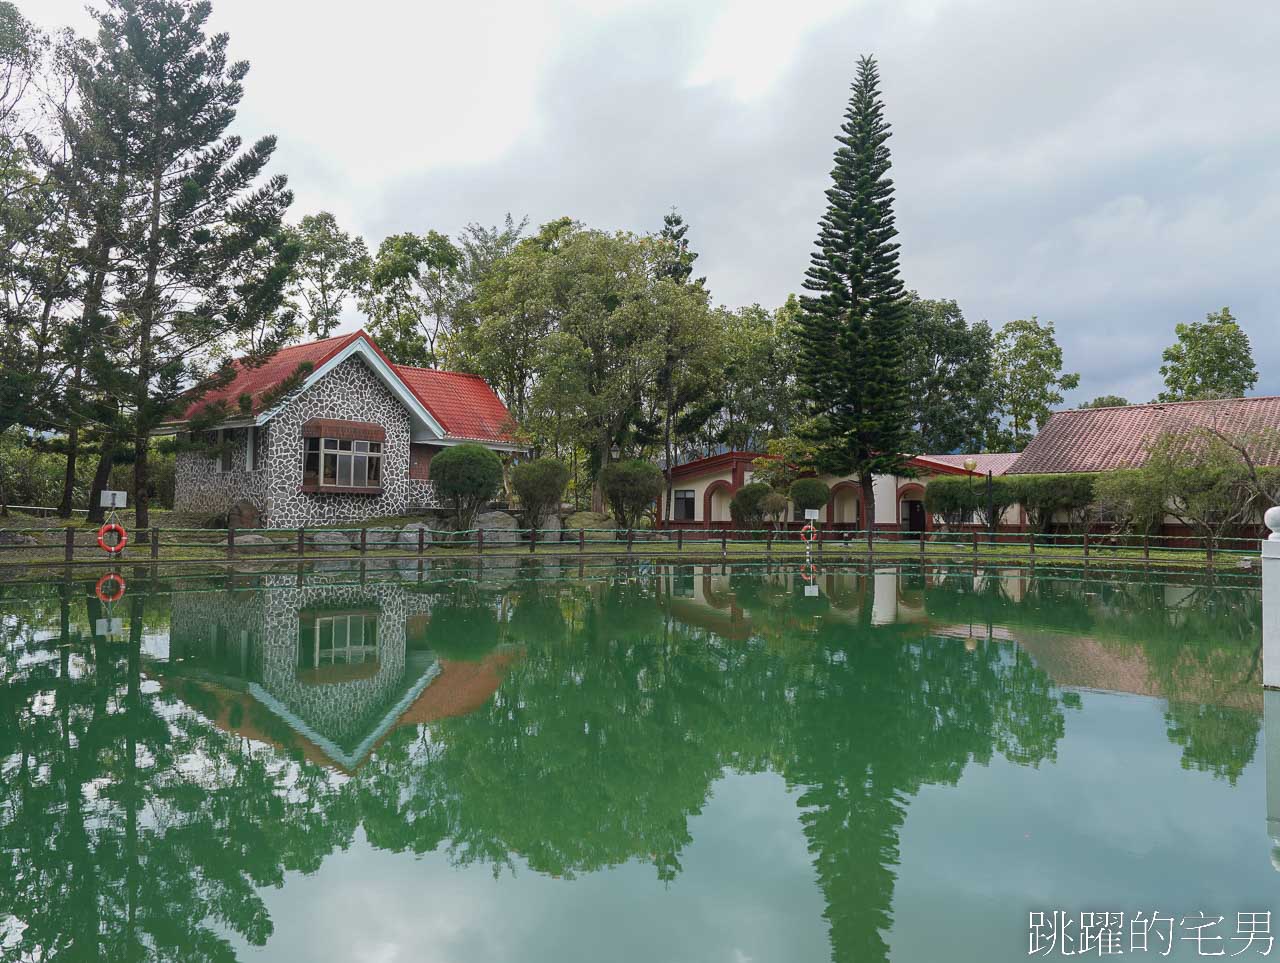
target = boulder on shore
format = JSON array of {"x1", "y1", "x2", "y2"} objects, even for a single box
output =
[
  {"x1": 476, "y1": 510, "x2": 520, "y2": 545},
  {"x1": 228, "y1": 499, "x2": 261, "y2": 530},
  {"x1": 398, "y1": 523, "x2": 435, "y2": 549},
  {"x1": 0, "y1": 531, "x2": 38, "y2": 547},
  {"x1": 311, "y1": 530, "x2": 352, "y2": 553},
  {"x1": 561, "y1": 511, "x2": 615, "y2": 541},
  {"x1": 234, "y1": 532, "x2": 279, "y2": 554}
]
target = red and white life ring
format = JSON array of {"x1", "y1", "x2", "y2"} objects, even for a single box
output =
[
  {"x1": 94, "y1": 572, "x2": 126, "y2": 604},
  {"x1": 800, "y1": 522, "x2": 816, "y2": 544},
  {"x1": 97, "y1": 522, "x2": 128, "y2": 555}
]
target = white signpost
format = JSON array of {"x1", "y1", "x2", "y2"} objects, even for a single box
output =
[
  {"x1": 100, "y1": 490, "x2": 127, "y2": 510},
  {"x1": 804, "y1": 509, "x2": 819, "y2": 521}
]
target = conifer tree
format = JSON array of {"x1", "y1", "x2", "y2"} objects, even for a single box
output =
[
  {"x1": 81, "y1": 0, "x2": 297, "y2": 528},
  {"x1": 795, "y1": 55, "x2": 911, "y2": 547}
]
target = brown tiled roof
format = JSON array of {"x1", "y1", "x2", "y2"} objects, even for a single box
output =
[
  {"x1": 1007, "y1": 396, "x2": 1280, "y2": 474},
  {"x1": 917, "y1": 453, "x2": 1021, "y2": 476}
]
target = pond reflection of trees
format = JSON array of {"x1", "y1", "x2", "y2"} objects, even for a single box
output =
[{"x1": 0, "y1": 564, "x2": 1261, "y2": 962}]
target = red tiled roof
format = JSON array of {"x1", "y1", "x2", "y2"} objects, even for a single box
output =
[
  {"x1": 917, "y1": 453, "x2": 1021, "y2": 476},
  {"x1": 392, "y1": 364, "x2": 516, "y2": 444},
  {"x1": 179, "y1": 331, "x2": 363, "y2": 421},
  {"x1": 173, "y1": 330, "x2": 517, "y2": 445},
  {"x1": 1007, "y1": 396, "x2": 1280, "y2": 474}
]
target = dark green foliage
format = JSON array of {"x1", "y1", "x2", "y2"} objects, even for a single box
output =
[
  {"x1": 730, "y1": 481, "x2": 773, "y2": 527},
  {"x1": 1158, "y1": 307, "x2": 1258, "y2": 402},
  {"x1": 1079, "y1": 395, "x2": 1130, "y2": 409},
  {"x1": 903, "y1": 294, "x2": 997, "y2": 453},
  {"x1": 795, "y1": 56, "x2": 912, "y2": 545},
  {"x1": 601, "y1": 459, "x2": 663, "y2": 529},
  {"x1": 511, "y1": 457, "x2": 569, "y2": 530},
  {"x1": 923, "y1": 475, "x2": 1017, "y2": 530},
  {"x1": 1008, "y1": 474, "x2": 1096, "y2": 533},
  {"x1": 789, "y1": 478, "x2": 831, "y2": 513},
  {"x1": 432, "y1": 443, "x2": 503, "y2": 532},
  {"x1": 1090, "y1": 470, "x2": 1164, "y2": 535}
]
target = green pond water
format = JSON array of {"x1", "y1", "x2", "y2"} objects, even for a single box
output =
[{"x1": 0, "y1": 559, "x2": 1273, "y2": 962}]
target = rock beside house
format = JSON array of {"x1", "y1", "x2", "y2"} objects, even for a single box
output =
[
  {"x1": 534, "y1": 513, "x2": 562, "y2": 538},
  {"x1": 561, "y1": 511, "x2": 615, "y2": 540},
  {"x1": 476, "y1": 510, "x2": 520, "y2": 544},
  {"x1": 228, "y1": 500, "x2": 261, "y2": 530},
  {"x1": 398, "y1": 523, "x2": 434, "y2": 548},
  {"x1": 0, "y1": 531, "x2": 38, "y2": 547},
  {"x1": 234, "y1": 533, "x2": 279, "y2": 553},
  {"x1": 310, "y1": 530, "x2": 352, "y2": 552}
]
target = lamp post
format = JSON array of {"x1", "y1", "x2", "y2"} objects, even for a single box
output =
[{"x1": 963, "y1": 457, "x2": 977, "y2": 529}]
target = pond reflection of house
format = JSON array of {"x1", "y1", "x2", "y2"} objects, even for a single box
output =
[{"x1": 163, "y1": 575, "x2": 516, "y2": 772}]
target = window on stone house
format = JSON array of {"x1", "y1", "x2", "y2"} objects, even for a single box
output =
[
  {"x1": 303, "y1": 436, "x2": 382, "y2": 489},
  {"x1": 219, "y1": 430, "x2": 233, "y2": 472}
]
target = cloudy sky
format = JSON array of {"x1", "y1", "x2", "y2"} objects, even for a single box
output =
[{"x1": 29, "y1": 0, "x2": 1280, "y2": 404}]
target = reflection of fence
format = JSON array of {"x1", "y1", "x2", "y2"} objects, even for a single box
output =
[{"x1": 0, "y1": 521, "x2": 1263, "y2": 568}]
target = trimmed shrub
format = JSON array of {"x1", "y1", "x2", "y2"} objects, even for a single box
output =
[
  {"x1": 1090, "y1": 470, "x2": 1165, "y2": 535},
  {"x1": 730, "y1": 481, "x2": 773, "y2": 528},
  {"x1": 760, "y1": 491, "x2": 790, "y2": 525},
  {"x1": 789, "y1": 478, "x2": 831, "y2": 514},
  {"x1": 432, "y1": 443, "x2": 504, "y2": 534},
  {"x1": 1009, "y1": 473, "x2": 1096, "y2": 533},
  {"x1": 511, "y1": 457, "x2": 569, "y2": 532},
  {"x1": 600, "y1": 459, "x2": 663, "y2": 530},
  {"x1": 924, "y1": 474, "x2": 1017, "y2": 530}
]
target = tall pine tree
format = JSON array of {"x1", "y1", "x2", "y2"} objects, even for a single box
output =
[{"x1": 796, "y1": 55, "x2": 911, "y2": 547}]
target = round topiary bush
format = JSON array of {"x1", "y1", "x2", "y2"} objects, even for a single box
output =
[
  {"x1": 431, "y1": 443, "x2": 504, "y2": 534},
  {"x1": 511, "y1": 457, "x2": 570, "y2": 532},
  {"x1": 600, "y1": 459, "x2": 663, "y2": 530},
  {"x1": 789, "y1": 478, "x2": 831, "y2": 515},
  {"x1": 730, "y1": 481, "x2": 773, "y2": 529}
]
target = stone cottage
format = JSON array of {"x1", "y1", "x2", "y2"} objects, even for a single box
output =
[{"x1": 161, "y1": 330, "x2": 522, "y2": 528}]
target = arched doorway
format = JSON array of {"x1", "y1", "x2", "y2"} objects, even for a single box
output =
[
  {"x1": 705, "y1": 480, "x2": 733, "y2": 526},
  {"x1": 827, "y1": 482, "x2": 862, "y2": 529},
  {"x1": 897, "y1": 483, "x2": 927, "y2": 539}
]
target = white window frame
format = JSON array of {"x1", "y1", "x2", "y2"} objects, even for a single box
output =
[{"x1": 304, "y1": 436, "x2": 384, "y2": 489}]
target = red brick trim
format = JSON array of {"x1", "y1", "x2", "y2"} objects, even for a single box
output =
[{"x1": 301, "y1": 418, "x2": 386, "y2": 442}]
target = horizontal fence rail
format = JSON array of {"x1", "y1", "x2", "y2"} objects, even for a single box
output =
[{"x1": 0, "y1": 520, "x2": 1265, "y2": 569}]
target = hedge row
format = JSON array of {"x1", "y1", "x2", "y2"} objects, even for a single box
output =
[{"x1": 924, "y1": 473, "x2": 1097, "y2": 532}]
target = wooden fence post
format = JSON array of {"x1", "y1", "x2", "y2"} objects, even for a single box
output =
[
  {"x1": 677, "y1": 528, "x2": 683, "y2": 551},
  {"x1": 227, "y1": 524, "x2": 236, "y2": 559},
  {"x1": 297, "y1": 527, "x2": 305, "y2": 556},
  {"x1": 1206, "y1": 538, "x2": 1214, "y2": 565},
  {"x1": 579, "y1": 528, "x2": 585, "y2": 552},
  {"x1": 766, "y1": 527, "x2": 773, "y2": 557},
  {"x1": 1083, "y1": 531, "x2": 1089, "y2": 559},
  {"x1": 64, "y1": 526, "x2": 74, "y2": 562},
  {"x1": 151, "y1": 527, "x2": 159, "y2": 560},
  {"x1": 529, "y1": 527, "x2": 537, "y2": 554},
  {"x1": 627, "y1": 528, "x2": 634, "y2": 554},
  {"x1": 721, "y1": 530, "x2": 727, "y2": 556},
  {"x1": 920, "y1": 532, "x2": 926, "y2": 562},
  {"x1": 1028, "y1": 531, "x2": 1035, "y2": 557},
  {"x1": 1143, "y1": 534, "x2": 1150, "y2": 561},
  {"x1": 359, "y1": 527, "x2": 368, "y2": 553},
  {"x1": 972, "y1": 529, "x2": 978, "y2": 559},
  {"x1": 477, "y1": 527, "x2": 484, "y2": 554},
  {"x1": 817, "y1": 524, "x2": 824, "y2": 561},
  {"x1": 417, "y1": 527, "x2": 425, "y2": 555}
]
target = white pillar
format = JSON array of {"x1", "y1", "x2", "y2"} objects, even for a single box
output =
[
  {"x1": 1266, "y1": 690, "x2": 1280, "y2": 870},
  {"x1": 1264, "y1": 507, "x2": 1280, "y2": 689},
  {"x1": 872, "y1": 568, "x2": 897, "y2": 625}
]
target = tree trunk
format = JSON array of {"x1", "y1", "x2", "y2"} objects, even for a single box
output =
[
  {"x1": 86, "y1": 439, "x2": 116, "y2": 524},
  {"x1": 860, "y1": 469, "x2": 876, "y2": 552},
  {"x1": 59, "y1": 423, "x2": 79, "y2": 518}
]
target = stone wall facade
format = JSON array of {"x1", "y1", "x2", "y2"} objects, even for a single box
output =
[{"x1": 173, "y1": 355, "x2": 441, "y2": 527}]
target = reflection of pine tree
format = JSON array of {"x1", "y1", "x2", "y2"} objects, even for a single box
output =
[{"x1": 783, "y1": 616, "x2": 1066, "y2": 963}]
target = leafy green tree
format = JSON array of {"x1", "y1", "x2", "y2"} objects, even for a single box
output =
[
  {"x1": 286, "y1": 211, "x2": 370, "y2": 338},
  {"x1": 1079, "y1": 394, "x2": 1129, "y2": 409},
  {"x1": 750, "y1": 435, "x2": 818, "y2": 492},
  {"x1": 511, "y1": 457, "x2": 569, "y2": 531},
  {"x1": 902, "y1": 294, "x2": 997, "y2": 453},
  {"x1": 361, "y1": 230, "x2": 460, "y2": 366},
  {"x1": 72, "y1": 0, "x2": 299, "y2": 530},
  {"x1": 1157, "y1": 307, "x2": 1257, "y2": 401},
  {"x1": 795, "y1": 56, "x2": 912, "y2": 549},
  {"x1": 992, "y1": 317, "x2": 1079, "y2": 450},
  {"x1": 790, "y1": 478, "x2": 831, "y2": 515},
  {"x1": 760, "y1": 490, "x2": 790, "y2": 526},
  {"x1": 431, "y1": 443, "x2": 503, "y2": 532},
  {"x1": 729, "y1": 480, "x2": 773, "y2": 528},
  {"x1": 705, "y1": 301, "x2": 799, "y2": 452},
  {"x1": 600, "y1": 458, "x2": 662, "y2": 529},
  {"x1": 655, "y1": 208, "x2": 703, "y2": 286}
]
